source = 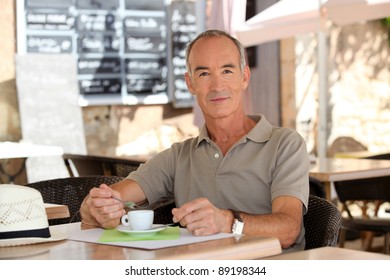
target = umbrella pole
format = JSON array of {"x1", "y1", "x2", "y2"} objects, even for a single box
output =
[
  {"x1": 317, "y1": 28, "x2": 328, "y2": 160},
  {"x1": 316, "y1": 0, "x2": 328, "y2": 160}
]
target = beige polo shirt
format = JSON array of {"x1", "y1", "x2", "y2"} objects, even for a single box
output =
[{"x1": 127, "y1": 114, "x2": 310, "y2": 251}]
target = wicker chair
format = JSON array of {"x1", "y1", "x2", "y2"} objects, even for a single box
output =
[
  {"x1": 26, "y1": 176, "x2": 124, "y2": 225},
  {"x1": 309, "y1": 176, "x2": 326, "y2": 199},
  {"x1": 63, "y1": 153, "x2": 144, "y2": 177},
  {"x1": 334, "y1": 176, "x2": 390, "y2": 254},
  {"x1": 304, "y1": 195, "x2": 342, "y2": 250},
  {"x1": 149, "y1": 199, "x2": 176, "y2": 225},
  {"x1": 26, "y1": 175, "x2": 176, "y2": 226}
]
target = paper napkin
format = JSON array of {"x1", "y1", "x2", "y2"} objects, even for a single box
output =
[{"x1": 98, "y1": 227, "x2": 180, "y2": 242}]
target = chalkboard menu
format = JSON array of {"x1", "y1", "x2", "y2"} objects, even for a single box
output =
[
  {"x1": 18, "y1": 0, "x2": 205, "y2": 107},
  {"x1": 169, "y1": 0, "x2": 199, "y2": 107},
  {"x1": 15, "y1": 54, "x2": 87, "y2": 182}
]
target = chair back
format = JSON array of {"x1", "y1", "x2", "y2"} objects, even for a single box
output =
[
  {"x1": 327, "y1": 136, "x2": 367, "y2": 157},
  {"x1": 26, "y1": 176, "x2": 124, "y2": 225},
  {"x1": 334, "y1": 176, "x2": 390, "y2": 204},
  {"x1": 334, "y1": 176, "x2": 390, "y2": 218},
  {"x1": 63, "y1": 153, "x2": 144, "y2": 177},
  {"x1": 364, "y1": 153, "x2": 390, "y2": 160},
  {"x1": 304, "y1": 195, "x2": 342, "y2": 250},
  {"x1": 150, "y1": 199, "x2": 176, "y2": 224},
  {"x1": 334, "y1": 176, "x2": 390, "y2": 253},
  {"x1": 309, "y1": 176, "x2": 326, "y2": 199}
]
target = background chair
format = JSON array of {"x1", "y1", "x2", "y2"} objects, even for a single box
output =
[
  {"x1": 334, "y1": 176, "x2": 390, "y2": 254},
  {"x1": 363, "y1": 153, "x2": 390, "y2": 216},
  {"x1": 304, "y1": 195, "x2": 342, "y2": 250},
  {"x1": 364, "y1": 153, "x2": 390, "y2": 160},
  {"x1": 63, "y1": 153, "x2": 144, "y2": 177},
  {"x1": 327, "y1": 136, "x2": 367, "y2": 157}
]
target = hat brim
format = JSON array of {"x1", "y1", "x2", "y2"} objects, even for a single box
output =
[
  {"x1": 0, "y1": 245, "x2": 50, "y2": 259},
  {"x1": 0, "y1": 228, "x2": 68, "y2": 248}
]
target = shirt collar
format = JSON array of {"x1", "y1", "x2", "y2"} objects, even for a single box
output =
[
  {"x1": 196, "y1": 114, "x2": 273, "y2": 147},
  {"x1": 246, "y1": 114, "x2": 273, "y2": 143},
  {"x1": 196, "y1": 125, "x2": 209, "y2": 147}
]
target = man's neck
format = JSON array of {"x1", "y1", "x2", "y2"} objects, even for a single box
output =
[{"x1": 205, "y1": 114, "x2": 256, "y2": 154}]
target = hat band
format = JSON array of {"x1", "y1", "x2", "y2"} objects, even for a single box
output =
[{"x1": 0, "y1": 227, "x2": 51, "y2": 240}]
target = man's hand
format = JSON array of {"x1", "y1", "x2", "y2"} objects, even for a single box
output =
[
  {"x1": 172, "y1": 197, "x2": 233, "y2": 235},
  {"x1": 82, "y1": 184, "x2": 126, "y2": 229}
]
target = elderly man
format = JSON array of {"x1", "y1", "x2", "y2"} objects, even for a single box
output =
[{"x1": 80, "y1": 29, "x2": 309, "y2": 252}]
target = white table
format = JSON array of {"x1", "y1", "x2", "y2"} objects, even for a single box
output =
[
  {"x1": 0, "y1": 141, "x2": 64, "y2": 183},
  {"x1": 44, "y1": 203, "x2": 70, "y2": 220},
  {"x1": 0, "y1": 141, "x2": 63, "y2": 159},
  {"x1": 310, "y1": 157, "x2": 390, "y2": 200}
]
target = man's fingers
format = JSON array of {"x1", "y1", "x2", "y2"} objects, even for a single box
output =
[
  {"x1": 90, "y1": 199, "x2": 126, "y2": 229},
  {"x1": 172, "y1": 197, "x2": 209, "y2": 222},
  {"x1": 93, "y1": 209, "x2": 125, "y2": 229}
]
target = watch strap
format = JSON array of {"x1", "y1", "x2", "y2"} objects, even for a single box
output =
[
  {"x1": 230, "y1": 209, "x2": 244, "y2": 234},
  {"x1": 231, "y1": 209, "x2": 243, "y2": 222}
]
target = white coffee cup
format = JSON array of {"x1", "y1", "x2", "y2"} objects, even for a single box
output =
[{"x1": 121, "y1": 210, "x2": 154, "y2": 230}]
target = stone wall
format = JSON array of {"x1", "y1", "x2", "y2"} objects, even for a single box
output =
[
  {"x1": 82, "y1": 105, "x2": 198, "y2": 157},
  {"x1": 295, "y1": 20, "x2": 390, "y2": 155},
  {"x1": 0, "y1": 0, "x2": 26, "y2": 185},
  {"x1": 0, "y1": 0, "x2": 20, "y2": 142}
]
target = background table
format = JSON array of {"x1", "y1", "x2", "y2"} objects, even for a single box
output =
[
  {"x1": 0, "y1": 141, "x2": 64, "y2": 159},
  {"x1": 44, "y1": 203, "x2": 70, "y2": 220},
  {"x1": 309, "y1": 158, "x2": 390, "y2": 200},
  {"x1": 0, "y1": 141, "x2": 64, "y2": 184}
]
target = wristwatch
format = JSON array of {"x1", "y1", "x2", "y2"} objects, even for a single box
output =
[{"x1": 231, "y1": 210, "x2": 244, "y2": 235}]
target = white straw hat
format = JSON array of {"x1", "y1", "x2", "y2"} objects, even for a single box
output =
[{"x1": 0, "y1": 184, "x2": 68, "y2": 247}]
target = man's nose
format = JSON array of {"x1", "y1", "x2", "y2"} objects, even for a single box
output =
[{"x1": 209, "y1": 75, "x2": 223, "y2": 91}]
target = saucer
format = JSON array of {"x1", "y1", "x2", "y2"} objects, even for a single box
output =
[{"x1": 116, "y1": 224, "x2": 168, "y2": 237}]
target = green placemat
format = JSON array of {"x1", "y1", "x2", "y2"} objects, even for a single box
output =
[{"x1": 99, "y1": 227, "x2": 180, "y2": 242}]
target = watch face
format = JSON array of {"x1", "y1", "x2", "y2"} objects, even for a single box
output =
[{"x1": 232, "y1": 219, "x2": 244, "y2": 235}]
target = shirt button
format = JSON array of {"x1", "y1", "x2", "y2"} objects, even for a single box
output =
[{"x1": 214, "y1": 153, "x2": 219, "y2": 158}]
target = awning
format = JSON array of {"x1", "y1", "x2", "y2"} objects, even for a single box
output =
[{"x1": 236, "y1": 0, "x2": 390, "y2": 47}]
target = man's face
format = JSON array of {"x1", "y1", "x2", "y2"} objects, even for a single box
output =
[{"x1": 185, "y1": 36, "x2": 250, "y2": 120}]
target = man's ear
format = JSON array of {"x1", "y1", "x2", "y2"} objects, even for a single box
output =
[
  {"x1": 242, "y1": 65, "x2": 251, "y2": 90},
  {"x1": 184, "y1": 72, "x2": 195, "y2": 95}
]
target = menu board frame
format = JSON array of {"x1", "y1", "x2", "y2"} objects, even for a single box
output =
[{"x1": 17, "y1": 0, "x2": 205, "y2": 107}]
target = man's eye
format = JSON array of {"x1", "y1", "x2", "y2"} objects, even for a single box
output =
[
  {"x1": 199, "y1": 72, "x2": 209, "y2": 77},
  {"x1": 223, "y1": 69, "x2": 233, "y2": 74}
]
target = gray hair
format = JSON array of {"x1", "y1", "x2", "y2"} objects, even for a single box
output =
[{"x1": 185, "y1": 29, "x2": 247, "y2": 76}]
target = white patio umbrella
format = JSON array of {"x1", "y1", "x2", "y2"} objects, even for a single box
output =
[
  {"x1": 236, "y1": 0, "x2": 324, "y2": 48},
  {"x1": 236, "y1": 0, "x2": 390, "y2": 158},
  {"x1": 237, "y1": 0, "x2": 390, "y2": 47},
  {"x1": 326, "y1": 0, "x2": 390, "y2": 26}
]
